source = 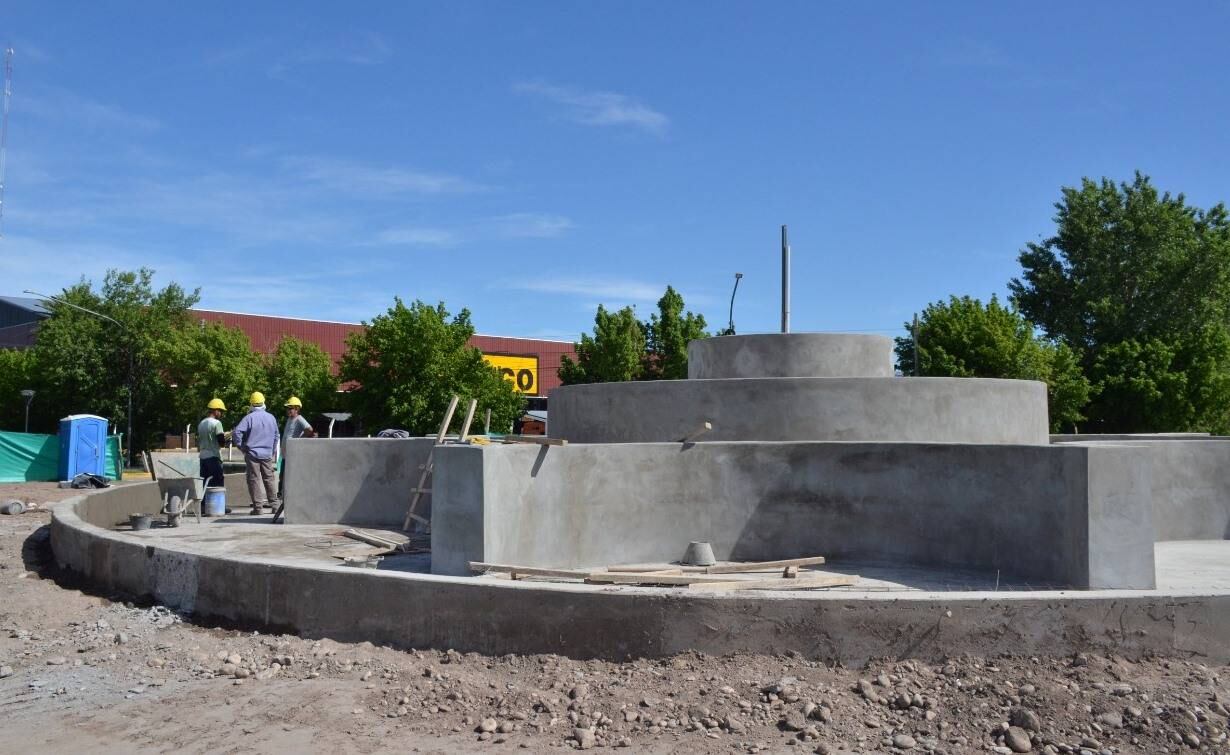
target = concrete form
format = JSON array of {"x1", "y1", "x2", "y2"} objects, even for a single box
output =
[
  {"x1": 430, "y1": 441, "x2": 1155, "y2": 588},
  {"x1": 283, "y1": 437, "x2": 435, "y2": 527},
  {"x1": 687, "y1": 333, "x2": 895, "y2": 379},
  {"x1": 44, "y1": 332, "x2": 1230, "y2": 663},
  {"x1": 549, "y1": 377, "x2": 1050, "y2": 445},
  {"x1": 49, "y1": 483, "x2": 1230, "y2": 662}
]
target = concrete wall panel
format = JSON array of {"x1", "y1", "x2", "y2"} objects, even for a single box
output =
[
  {"x1": 688, "y1": 333, "x2": 894, "y2": 379},
  {"x1": 550, "y1": 378, "x2": 1050, "y2": 445},
  {"x1": 1055, "y1": 439, "x2": 1230, "y2": 541},
  {"x1": 283, "y1": 438, "x2": 435, "y2": 527},
  {"x1": 432, "y1": 441, "x2": 1154, "y2": 589}
]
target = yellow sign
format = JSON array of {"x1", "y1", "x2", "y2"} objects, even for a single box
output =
[{"x1": 483, "y1": 354, "x2": 540, "y2": 394}]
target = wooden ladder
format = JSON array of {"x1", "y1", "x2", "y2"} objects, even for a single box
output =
[{"x1": 402, "y1": 395, "x2": 478, "y2": 532}]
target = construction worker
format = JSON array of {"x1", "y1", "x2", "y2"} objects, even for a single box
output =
[
  {"x1": 231, "y1": 391, "x2": 280, "y2": 516},
  {"x1": 198, "y1": 398, "x2": 230, "y2": 488},
  {"x1": 278, "y1": 396, "x2": 316, "y2": 503}
]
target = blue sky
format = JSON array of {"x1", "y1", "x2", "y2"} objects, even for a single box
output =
[{"x1": 3, "y1": 3, "x2": 1228, "y2": 342}]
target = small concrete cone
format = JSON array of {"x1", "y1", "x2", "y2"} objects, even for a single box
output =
[{"x1": 682, "y1": 541, "x2": 716, "y2": 567}]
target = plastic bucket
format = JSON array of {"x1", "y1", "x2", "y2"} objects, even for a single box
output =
[{"x1": 203, "y1": 487, "x2": 226, "y2": 517}]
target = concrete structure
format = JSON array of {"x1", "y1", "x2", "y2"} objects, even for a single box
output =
[
  {"x1": 552, "y1": 332, "x2": 1048, "y2": 444},
  {"x1": 45, "y1": 331, "x2": 1230, "y2": 663},
  {"x1": 430, "y1": 441, "x2": 1155, "y2": 588},
  {"x1": 283, "y1": 437, "x2": 435, "y2": 526},
  {"x1": 549, "y1": 377, "x2": 1049, "y2": 444},
  {"x1": 1054, "y1": 438, "x2": 1230, "y2": 541},
  {"x1": 48, "y1": 482, "x2": 1230, "y2": 662},
  {"x1": 687, "y1": 333, "x2": 894, "y2": 379}
]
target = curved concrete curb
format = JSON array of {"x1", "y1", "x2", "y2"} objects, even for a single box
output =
[
  {"x1": 550, "y1": 377, "x2": 1050, "y2": 445},
  {"x1": 49, "y1": 484, "x2": 1230, "y2": 663}
]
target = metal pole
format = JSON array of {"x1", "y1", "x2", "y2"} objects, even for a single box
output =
[
  {"x1": 127, "y1": 347, "x2": 134, "y2": 466},
  {"x1": 781, "y1": 225, "x2": 790, "y2": 333},
  {"x1": 726, "y1": 272, "x2": 743, "y2": 335}
]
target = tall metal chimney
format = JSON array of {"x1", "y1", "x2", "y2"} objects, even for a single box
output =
[{"x1": 781, "y1": 224, "x2": 791, "y2": 333}]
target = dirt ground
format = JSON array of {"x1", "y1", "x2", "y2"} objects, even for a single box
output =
[{"x1": 0, "y1": 484, "x2": 1227, "y2": 754}]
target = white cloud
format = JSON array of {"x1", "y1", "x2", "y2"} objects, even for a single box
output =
[
  {"x1": 514, "y1": 80, "x2": 669, "y2": 136},
  {"x1": 281, "y1": 155, "x2": 480, "y2": 196},
  {"x1": 511, "y1": 276, "x2": 665, "y2": 302},
  {"x1": 20, "y1": 87, "x2": 161, "y2": 133},
  {"x1": 491, "y1": 212, "x2": 573, "y2": 238},
  {"x1": 370, "y1": 226, "x2": 459, "y2": 247},
  {"x1": 208, "y1": 31, "x2": 393, "y2": 76}
]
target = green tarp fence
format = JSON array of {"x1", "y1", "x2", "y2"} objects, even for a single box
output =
[{"x1": 0, "y1": 430, "x2": 122, "y2": 483}]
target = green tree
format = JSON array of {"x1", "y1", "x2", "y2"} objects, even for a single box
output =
[
  {"x1": 558, "y1": 305, "x2": 647, "y2": 385},
  {"x1": 155, "y1": 321, "x2": 266, "y2": 433},
  {"x1": 26, "y1": 269, "x2": 199, "y2": 450},
  {"x1": 263, "y1": 337, "x2": 339, "y2": 416},
  {"x1": 339, "y1": 298, "x2": 523, "y2": 435},
  {"x1": 643, "y1": 286, "x2": 708, "y2": 380},
  {"x1": 0, "y1": 348, "x2": 34, "y2": 431},
  {"x1": 1009, "y1": 173, "x2": 1230, "y2": 432},
  {"x1": 895, "y1": 295, "x2": 1092, "y2": 432},
  {"x1": 559, "y1": 286, "x2": 708, "y2": 385}
]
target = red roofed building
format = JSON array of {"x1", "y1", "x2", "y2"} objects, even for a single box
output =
[{"x1": 189, "y1": 309, "x2": 574, "y2": 396}]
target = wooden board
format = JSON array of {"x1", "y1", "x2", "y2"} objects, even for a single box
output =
[
  {"x1": 470, "y1": 562, "x2": 590, "y2": 580},
  {"x1": 500, "y1": 435, "x2": 568, "y2": 446},
  {"x1": 584, "y1": 571, "x2": 751, "y2": 586},
  {"x1": 704, "y1": 556, "x2": 827, "y2": 574},
  {"x1": 687, "y1": 575, "x2": 859, "y2": 592},
  {"x1": 606, "y1": 555, "x2": 828, "y2": 575}
]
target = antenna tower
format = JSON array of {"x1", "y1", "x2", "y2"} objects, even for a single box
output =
[{"x1": 0, "y1": 48, "x2": 12, "y2": 236}]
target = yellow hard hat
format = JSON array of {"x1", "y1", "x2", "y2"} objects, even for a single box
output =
[
  {"x1": 284, "y1": 396, "x2": 303, "y2": 408},
  {"x1": 207, "y1": 398, "x2": 227, "y2": 411},
  {"x1": 249, "y1": 391, "x2": 265, "y2": 406}
]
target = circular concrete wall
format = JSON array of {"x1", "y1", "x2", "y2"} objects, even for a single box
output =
[
  {"x1": 687, "y1": 333, "x2": 894, "y2": 379},
  {"x1": 549, "y1": 377, "x2": 1050, "y2": 445}
]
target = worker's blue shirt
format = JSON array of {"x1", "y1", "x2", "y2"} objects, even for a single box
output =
[{"x1": 232, "y1": 406, "x2": 280, "y2": 461}]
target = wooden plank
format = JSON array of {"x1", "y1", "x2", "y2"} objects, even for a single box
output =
[
  {"x1": 458, "y1": 398, "x2": 478, "y2": 443},
  {"x1": 470, "y1": 562, "x2": 590, "y2": 580},
  {"x1": 435, "y1": 395, "x2": 460, "y2": 444},
  {"x1": 501, "y1": 435, "x2": 568, "y2": 446},
  {"x1": 605, "y1": 555, "x2": 828, "y2": 574},
  {"x1": 343, "y1": 529, "x2": 403, "y2": 549},
  {"x1": 584, "y1": 572, "x2": 747, "y2": 586},
  {"x1": 688, "y1": 575, "x2": 859, "y2": 592},
  {"x1": 704, "y1": 556, "x2": 827, "y2": 574}
]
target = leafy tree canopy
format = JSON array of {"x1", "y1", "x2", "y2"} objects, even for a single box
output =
[
  {"x1": 263, "y1": 336, "x2": 339, "y2": 416},
  {"x1": 24, "y1": 268, "x2": 199, "y2": 449},
  {"x1": 559, "y1": 286, "x2": 708, "y2": 385},
  {"x1": 156, "y1": 320, "x2": 266, "y2": 432},
  {"x1": 895, "y1": 295, "x2": 1092, "y2": 432},
  {"x1": 0, "y1": 348, "x2": 34, "y2": 430},
  {"x1": 1009, "y1": 172, "x2": 1230, "y2": 432},
  {"x1": 558, "y1": 305, "x2": 646, "y2": 385},
  {"x1": 339, "y1": 298, "x2": 522, "y2": 435}
]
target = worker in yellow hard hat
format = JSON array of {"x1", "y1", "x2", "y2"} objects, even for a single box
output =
[
  {"x1": 275, "y1": 396, "x2": 317, "y2": 521},
  {"x1": 198, "y1": 398, "x2": 230, "y2": 489},
  {"x1": 232, "y1": 390, "x2": 280, "y2": 515}
]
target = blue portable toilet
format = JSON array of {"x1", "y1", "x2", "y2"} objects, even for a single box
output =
[{"x1": 59, "y1": 414, "x2": 109, "y2": 480}]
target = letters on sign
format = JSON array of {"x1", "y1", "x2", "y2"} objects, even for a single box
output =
[{"x1": 482, "y1": 354, "x2": 540, "y2": 394}]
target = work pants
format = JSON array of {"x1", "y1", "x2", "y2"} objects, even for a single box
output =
[
  {"x1": 199, "y1": 456, "x2": 224, "y2": 488},
  {"x1": 245, "y1": 456, "x2": 278, "y2": 507}
]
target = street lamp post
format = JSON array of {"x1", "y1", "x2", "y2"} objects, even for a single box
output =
[
  {"x1": 23, "y1": 289, "x2": 134, "y2": 467},
  {"x1": 20, "y1": 389, "x2": 33, "y2": 433},
  {"x1": 726, "y1": 272, "x2": 743, "y2": 336}
]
